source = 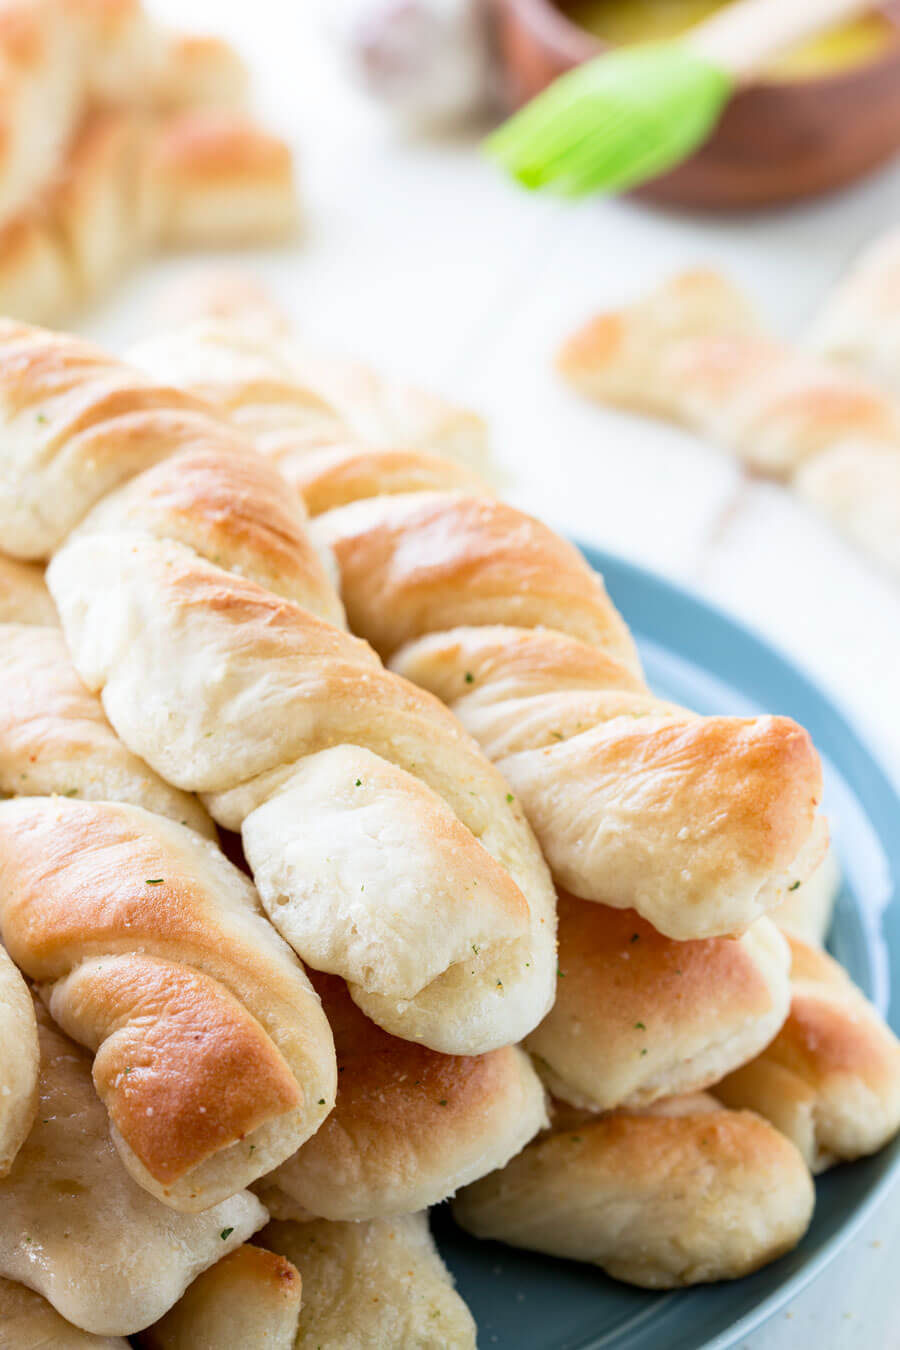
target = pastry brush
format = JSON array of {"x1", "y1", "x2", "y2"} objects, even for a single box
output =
[{"x1": 486, "y1": 0, "x2": 874, "y2": 195}]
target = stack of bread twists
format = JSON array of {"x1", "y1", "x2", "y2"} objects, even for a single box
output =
[
  {"x1": 558, "y1": 243, "x2": 900, "y2": 580},
  {"x1": 0, "y1": 0, "x2": 296, "y2": 327},
  {"x1": 0, "y1": 282, "x2": 897, "y2": 1341}
]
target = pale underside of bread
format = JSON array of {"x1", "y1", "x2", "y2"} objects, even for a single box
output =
[
  {"x1": 134, "y1": 1244, "x2": 302, "y2": 1350},
  {"x1": 453, "y1": 1093, "x2": 815, "y2": 1289},
  {"x1": 0, "y1": 1276, "x2": 129, "y2": 1349},
  {"x1": 260, "y1": 1212, "x2": 478, "y2": 1350},
  {"x1": 0, "y1": 999, "x2": 267, "y2": 1336},
  {"x1": 128, "y1": 287, "x2": 826, "y2": 942}
]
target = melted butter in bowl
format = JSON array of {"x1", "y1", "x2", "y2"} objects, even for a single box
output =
[{"x1": 562, "y1": 0, "x2": 897, "y2": 79}]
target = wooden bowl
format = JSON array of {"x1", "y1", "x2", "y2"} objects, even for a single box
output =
[{"x1": 491, "y1": 0, "x2": 900, "y2": 209}]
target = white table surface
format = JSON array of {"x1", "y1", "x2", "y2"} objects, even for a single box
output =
[{"x1": 81, "y1": 5, "x2": 900, "y2": 1344}]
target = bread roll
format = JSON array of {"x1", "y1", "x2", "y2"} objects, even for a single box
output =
[
  {"x1": 0, "y1": 622, "x2": 213, "y2": 835},
  {"x1": 454, "y1": 1094, "x2": 815, "y2": 1289},
  {"x1": 716, "y1": 936, "x2": 900, "y2": 1171},
  {"x1": 0, "y1": 1000, "x2": 267, "y2": 1335},
  {"x1": 0, "y1": 946, "x2": 38, "y2": 1175},
  {"x1": 0, "y1": 1278, "x2": 128, "y2": 1348},
  {"x1": 130, "y1": 287, "x2": 824, "y2": 942},
  {"x1": 255, "y1": 971, "x2": 547, "y2": 1220},
  {"x1": 526, "y1": 894, "x2": 790, "y2": 1112},
  {"x1": 0, "y1": 797, "x2": 336, "y2": 1211},
  {"x1": 261, "y1": 1213, "x2": 477, "y2": 1349},
  {"x1": 135, "y1": 1245, "x2": 301, "y2": 1350}
]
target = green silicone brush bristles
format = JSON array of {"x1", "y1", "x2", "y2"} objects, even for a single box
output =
[{"x1": 485, "y1": 43, "x2": 733, "y2": 197}]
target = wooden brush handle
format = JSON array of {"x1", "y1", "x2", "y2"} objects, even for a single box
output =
[{"x1": 688, "y1": 0, "x2": 875, "y2": 81}]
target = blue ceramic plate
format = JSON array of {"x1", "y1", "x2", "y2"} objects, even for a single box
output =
[{"x1": 432, "y1": 543, "x2": 900, "y2": 1350}]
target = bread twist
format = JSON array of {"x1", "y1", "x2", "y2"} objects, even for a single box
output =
[
  {"x1": 128, "y1": 282, "x2": 824, "y2": 941},
  {"x1": 0, "y1": 319, "x2": 557, "y2": 1055},
  {"x1": 0, "y1": 998, "x2": 268, "y2": 1335},
  {"x1": 716, "y1": 934, "x2": 900, "y2": 1172},
  {"x1": 254, "y1": 970, "x2": 547, "y2": 1222},
  {"x1": 259, "y1": 1213, "x2": 478, "y2": 1349},
  {"x1": 453, "y1": 1093, "x2": 815, "y2": 1289},
  {"x1": 558, "y1": 269, "x2": 900, "y2": 580},
  {"x1": 135, "y1": 1246, "x2": 302, "y2": 1350}
]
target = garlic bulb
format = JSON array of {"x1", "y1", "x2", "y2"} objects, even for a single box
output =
[{"x1": 330, "y1": 0, "x2": 496, "y2": 128}]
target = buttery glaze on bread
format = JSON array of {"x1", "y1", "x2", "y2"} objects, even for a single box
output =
[
  {"x1": 0, "y1": 1278, "x2": 129, "y2": 1349},
  {"x1": 0, "y1": 946, "x2": 38, "y2": 1176},
  {"x1": 558, "y1": 268, "x2": 900, "y2": 579},
  {"x1": 129, "y1": 280, "x2": 825, "y2": 942},
  {"x1": 261, "y1": 1213, "x2": 478, "y2": 1349},
  {"x1": 716, "y1": 935, "x2": 900, "y2": 1172},
  {"x1": 454, "y1": 1093, "x2": 815, "y2": 1288},
  {"x1": 0, "y1": 319, "x2": 556, "y2": 1055},
  {"x1": 0, "y1": 622, "x2": 213, "y2": 833},
  {"x1": 255, "y1": 971, "x2": 547, "y2": 1221},
  {"x1": 0, "y1": 1000, "x2": 267, "y2": 1335},
  {"x1": 135, "y1": 1245, "x2": 302, "y2": 1350},
  {"x1": 0, "y1": 798, "x2": 336, "y2": 1210},
  {"x1": 526, "y1": 895, "x2": 790, "y2": 1112}
]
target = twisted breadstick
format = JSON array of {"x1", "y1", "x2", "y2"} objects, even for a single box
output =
[
  {"x1": 0, "y1": 797, "x2": 336, "y2": 1211},
  {"x1": 558, "y1": 270, "x2": 900, "y2": 579},
  {"x1": 260, "y1": 1213, "x2": 478, "y2": 1349},
  {"x1": 254, "y1": 971, "x2": 547, "y2": 1221},
  {"x1": 0, "y1": 998, "x2": 268, "y2": 1335},
  {"x1": 0, "y1": 620, "x2": 213, "y2": 833},
  {"x1": 135, "y1": 1245, "x2": 302, "y2": 1350},
  {"x1": 0, "y1": 320, "x2": 556, "y2": 1054},
  {"x1": 716, "y1": 934, "x2": 900, "y2": 1172},
  {"x1": 525, "y1": 894, "x2": 790, "y2": 1113},
  {"x1": 129, "y1": 283, "x2": 823, "y2": 941},
  {"x1": 808, "y1": 223, "x2": 900, "y2": 392},
  {"x1": 453, "y1": 1094, "x2": 815, "y2": 1289}
]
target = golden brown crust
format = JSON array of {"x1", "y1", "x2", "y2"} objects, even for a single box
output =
[
  {"x1": 716, "y1": 936, "x2": 900, "y2": 1170},
  {"x1": 86, "y1": 955, "x2": 301, "y2": 1184},
  {"x1": 257, "y1": 972, "x2": 547, "y2": 1219},
  {"x1": 74, "y1": 440, "x2": 345, "y2": 624},
  {"x1": 525, "y1": 895, "x2": 790, "y2": 1109},
  {"x1": 317, "y1": 492, "x2": 640, "y2": 665},
  {"x1": 134, "y1": 1245, "x2": 301, "y2": 1350},
  {"x1": 0, "y1": 797, "x2": 336, "y2": 1207}
]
